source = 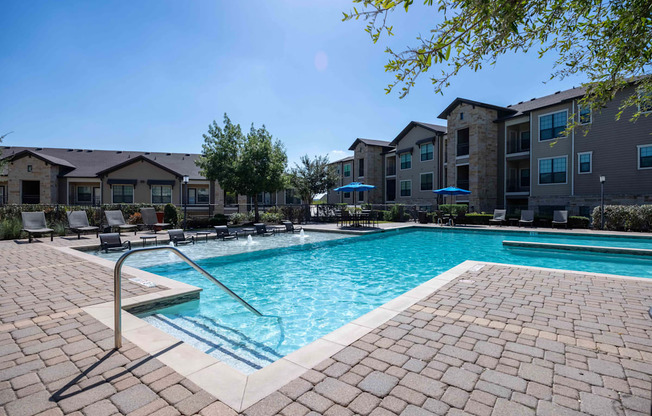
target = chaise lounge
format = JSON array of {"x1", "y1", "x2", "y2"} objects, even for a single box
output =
[
  {"x1": 518, "y1": 210, "x2": 534, "y2": 227},
  {"x1": 552, "y1": 210, "x2": 568, "y2": 229},
  {"x1": 214, "y1": 225, "x2": 238, "y2": 240},
  {"x1": 489, "y1": 209, "x2": 507, "y2": 226},
  {"x1": 21, "y1": 212, "x2": 54, "y2": 243},
  {"x1": 99, "y1": 233, "x2": 131, "y2": 253},
  {"x1": 254, "y1": 223, "x2": 274, "y2": 237},
  {"x1": 282, "y1": 220, "x2": 302, "y2": 233},
  {"x1": 140, "y1": 207, "x2": 170, "y2": 233},
  {"x1": 168, "y1": 229, "x2": 195, "y2": 246},
  {"x1": 104, "y1": 210, "x2": 138, "y2": 235},
  {"x1": 67, "y1": 211, "x2": 99, "y2": 239}
]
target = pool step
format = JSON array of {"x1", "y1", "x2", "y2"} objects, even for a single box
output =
[{"x1": 142, "y1": 313, "x2": 283, "y2": 374}]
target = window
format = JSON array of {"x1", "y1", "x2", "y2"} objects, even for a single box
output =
[
  {"x1": 76, "y1": 186, "x2": 92, "y2": 203},
  {"x1": 0, "y1": 185, "x2": 6, "y2": 204},
  {"x1": 638, "y1": 90, "x2": 652, "y2": 113},
  {"x1": 343, "y1": 164, "x2": 351, "y2": 177},
  {"x1": 539, "y1": 157, "x2": 567, "y2": 184},
  {"x1": 400, "y1": 180, "x2": 411, "y2": 197},
  {"x1": 400, "y1": 153, "x2": 412, "y2": 170},
  {"x1": 460, "y1": 112, "x2": 464, "y2": 120},
  {"x1": 539, "y1": 111, "x2": 567, "y2": 141},
  {"x1": 112, "y1": 185, "x2": 134, "y2": 203},
  {"x1": 343, "y1": 192, "x2": 351, "y2": 198},
  {"x1": 578, "y1": 105, "x2": 592, "y2": 124},
  {"x1": 420, "y1": 173, "x2": 433, "y2": 191},
  {"x1": 358, "y1": 191, "x2": 364, "y2": 201},
  {"x1": 152, "y1": 185, "x2": 172, "y2": 204},
  {"x1": 639, "y1": 145, "x2": 652, "y2": 169},
  {"x1": 578, "y1": 152, "x2": 592, "y2": 174},
  {"x1": 520, "y1": 131, "x2": 530, "y2": 151},
  {"x1": 520, "y1": 169, "x2": 530, "y2": 188},
  {"x1": 457, "y1": 128, "x2": 469, "y2": 156},
  {"x1": 420, "y1": 143, "x2": 434, "y2": 161},
  {"x1": 197, "y1": 188, "x2": 209, "y2": 204},
  {"x1": 358, "y1": 159, "x2": 365, "y2": 177}
]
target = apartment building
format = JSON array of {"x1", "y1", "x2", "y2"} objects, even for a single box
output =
[
  {"x1": 0, "y1": 146, "x2": 242, "y2": 214},
  {"x1": 328, "y1": 84, "x2": 652, "y2": 215}
]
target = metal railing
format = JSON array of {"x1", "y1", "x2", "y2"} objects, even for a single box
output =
[{"x1": 113, "y1": 246, "x2": 262, "y2": 349}]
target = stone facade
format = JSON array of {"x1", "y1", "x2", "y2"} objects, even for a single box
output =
[
  {"x1": 353, "y1": 143, "x2": 386, "y2": 204},
  {"x1": 6, "y1": 155, "x2": 59, "y2": 204}
]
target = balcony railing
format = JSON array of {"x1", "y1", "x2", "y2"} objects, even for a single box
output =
[
  {"x1": 506, "y1": 180, "x2": 530, "y2": 193},
  {"x1": 386, "y1": 167, "x2": 396, "y2": 176},
  {"x1": 506, "y1": 136, "x2": 530, "y2": 154}
]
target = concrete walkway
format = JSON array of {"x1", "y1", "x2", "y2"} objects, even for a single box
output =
[{"x1": 0, "y1": 229, "x2": 651, "y2": 415}]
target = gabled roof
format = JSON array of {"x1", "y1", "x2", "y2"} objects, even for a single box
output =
[
  {"x1": 331, "y1": 155, "x2": 354, "y2": 164},
  {"x1": 437, "y1": 98, "x2": 516, "y2": 120},
  {"x1": 5, "y1": 149, "x2": 76, "y2": 169},
  {"x1": 389, "y1": 121, "x2": 447, "y2": 146},
  {"x1": 95, "y1": 154, "x2": 183, "y2": 177},
  {"x1": 348, "y1": 138, "x2": 392, "y2": 151},
  {"x1": 499, "y1": 86, "x2": 586, "y2": 120}
]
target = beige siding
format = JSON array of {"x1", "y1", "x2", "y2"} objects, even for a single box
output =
[
  {"x1": 101, "y1": 159, "x2": 181, "y2": 204},
  {"x1": 394, "y1": 126, "x2": 441, "y2": 206}
]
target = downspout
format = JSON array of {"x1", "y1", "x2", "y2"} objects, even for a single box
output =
[
  {"x1": 571, "y1": 100, "x2": 575, "y2": 198},
  {"x1": 504, "y1": 124, "x2": 507, "y2": 210}
]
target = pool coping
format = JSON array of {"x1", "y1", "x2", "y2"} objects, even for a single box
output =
[
  {"x1": 503, "y1": 240, "x2": 652, "y2": 256},
  {"x1": 52, "y1": 226, "x2": 652, "y2": 412}
]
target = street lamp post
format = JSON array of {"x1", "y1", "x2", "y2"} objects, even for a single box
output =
[
  {"x1": 600, "y1": 175, "x2": 606, "y2": 230},
  {"x1": 183, "y1": 175, "x2": 189, "y2": 230}
]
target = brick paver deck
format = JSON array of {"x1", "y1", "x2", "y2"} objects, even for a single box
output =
[{"x1": 0, "y1": 232, "x2": 651, "y2": 415}]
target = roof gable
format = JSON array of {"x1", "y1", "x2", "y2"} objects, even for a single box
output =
[
  {"x1": 348, "y1": 138, "x2": 392, "y2": 151},
  {"x1": 95, "y1": 155, "x2": 183, "y2": 177},
  {"x1": 437, "y1": 98, "x2": 516, "y2": 120},
  {"x1": 390, "y1": 121, "x2": 447, "y2": 146},
  {"x1": 5, "y1": 149, "x2": 76, "y2": 169}
]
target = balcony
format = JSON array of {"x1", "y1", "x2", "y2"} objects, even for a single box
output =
[
  {"x1": 506, "y1": 133, "x2": 530, "y2": 159},
  {"x1": 506, "y1": 180, "x2": 530, "y2": 195},
  {"x1": 456, "y1": 143, "x2": 469, "y2": 157},
  {"x1": 457, "y1": 180, "x2": 469, "y2": 190},
  {"x1": 386, "y1": 166, "x2": 396, "y2": 176}
]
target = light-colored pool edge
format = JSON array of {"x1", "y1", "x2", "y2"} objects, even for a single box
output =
[
  {"x1": 503, "y1": 240, "x2": 652, "y2": 256},
  {"x1": 50, "y1": 231, "x2": 652, "y2": 412}
]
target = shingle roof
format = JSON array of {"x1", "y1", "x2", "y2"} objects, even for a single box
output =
[
  {"x1": 437, "y1": 98, "x2": 516, "y2": 120},
  {"x1": 501, "y1": 86, "x2": 586, "y2": 119},
  {"x1": 390, "y1": 121, "x2": 447, "y2": 146},
  {"x1": 8, "y1": 149, "x2": 77, "y2": 169},
  {"x1": 348, "y1": 138, "x2": 392, "y2": 151},
  {"x1": 0, "y1": 146, "x2": 204, "y2": 179}
]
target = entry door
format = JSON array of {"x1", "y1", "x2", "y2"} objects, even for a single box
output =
[
  {"x1": 22, "y1": 181, "x2": 40, "y2": 204},
  {"x1": 93, "y1": 187, "x2": 101, "y2": 205},
  {"x1": 386, "y1": 179, "x2": 396, "y2": 201},
  {"x1": 188, "y1": 188, "x2": 197, "y2": 205}
]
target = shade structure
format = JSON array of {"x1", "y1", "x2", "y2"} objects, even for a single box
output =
[
  {"x1": 433, "y1": 186, "x2": 471, "y2": 210},
  {"x1": 333, "y1": 182, "x2": 377, "y2": 213}
]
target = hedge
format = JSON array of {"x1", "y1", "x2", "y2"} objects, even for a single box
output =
[{"x1": 592, "y1": 205, "x2": 652, "y2": 232}]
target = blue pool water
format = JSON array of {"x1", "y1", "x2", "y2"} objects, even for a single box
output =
[{"x1": 128, "y1": 228, "x2": 652, "y2": 373}]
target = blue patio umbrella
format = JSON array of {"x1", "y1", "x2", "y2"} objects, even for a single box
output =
[
  {"x1": 333, "y1": 182, "x2": 376, "y2": 210},
  {"x1": 433, "y1": 186, "x2": 471, "y2": 207}
]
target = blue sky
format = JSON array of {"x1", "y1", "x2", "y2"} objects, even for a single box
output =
[{"x1": 0, "y1": 0, "x2": 586, "y2": 166}]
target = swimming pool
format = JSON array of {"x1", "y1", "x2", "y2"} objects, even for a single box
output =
[{"x1": 103, "y1": 227, "x2": 652, "y2": 373}]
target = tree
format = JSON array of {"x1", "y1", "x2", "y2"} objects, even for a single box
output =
[
  {"x1": 196, "y1": 114, "x2": 287, "y2": 222},
  {"x1": 0, "y1": 132, "x2": 13, "y2": 171},
  {"x1": 343, "y1": 0, "x2": 652, "y2": 122},
  {"x1": 289, "y1": 155, "x2": 338, "y2": 204}
]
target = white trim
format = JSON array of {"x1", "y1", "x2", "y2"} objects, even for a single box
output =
[
  {"x1": 75, "y1": 184, "x2": 94, "y2": 205},
  {"x1": 151, "y1": 184, "x2": 173, "y2": 204},
  {"x1": 577, "y1": 104, "x2": 592, "y2": 125},
  {"x1": 399, "y1": 153, "x2": 412, "y2": 171},
  {"x1": 637, "y1": 90, "x2": 652, "y2": 114},
  {"x1": 111, "y1": 184, "x2": 135, "y2": 204},
  {"x1": 504, "y1": 116, "x2": 529, "y2": 127},
  {"x1": 577, "y1": 151, "x2": 593, "y2": 174},
  {"x1": 637, "y1": 144, "x2": 652, "y2": 170},
  {"x1": 518, "y1": 167, "x2": 530, "y2": 190},
  {"x1": 399, "y1": 179, "x2": 412, "y2": 197},
  {"x1": 343, "y1": 163, "x2": 352, "y2": 177},
  {"x1": 537, "y1": 155, "x2": 568, "y2": 185},
  {"x1": 455, "y1": 161, "x2": 469, "y2": 167},
  {"x1": 419, "y1": 172, "x2": 434, "y2": 192},
  {"x1": 419, "y1": 143, "x2": 434, "y2": 162},
  {"x1": 538, "y1": 109, "x2": 568, "y2": 142}
]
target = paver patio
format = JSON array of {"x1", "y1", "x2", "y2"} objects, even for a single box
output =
[{"x1": 0, "y1": 228, "x2": 650, "y2": 415}]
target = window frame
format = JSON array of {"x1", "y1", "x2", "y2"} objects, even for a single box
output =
[
  {"x1": 343, "y1": 164, "x2": 351, "y2": 177},
  {"x1": 399, "y1": 153, "x2": 412, "y2": 170},
  {"x1": 400, "y1": 180, "x2": 412, "y2": 197},
  {"x1": 358, "y1": 158, "x2": 365, "y2": 178},
  {"x1": 638, "y1": 144, "x2": 652, "y2": 170},
  {"x1": 420, "y1": 172, "x2": 434, "y2": 191},
  {"x1": 578, "y1": 105, "x2": 592, "y2": 125},
  {"x1": 538, "y1": 110, "x2": 568, "y2": 142},
  {"x1": 420, "y1": 143, "x2": 434, "y2": 162},
  {"x1": 638, "y1": 90, "x2": 652, "y2": 114},
  {"x1": 112, "y1": 184, "x2": 134, "y2": 204},
  {"x1": 151, "y1": 185, "x2": 172, "y2": 204},
  {"x1": 519, "y1": 168, "x2": 530, "y2": 188},
  {"x1": 538, "y1": 156, "x2": 568, "y2": 185},
  {"x1": 577, "y1": 151, "x2": 593, "y2": 174},
  {"x1": 343, "y1": 191, "x2": 351, "y2": 199},
  {"x1": 76, "y1": 185, "x2": 92, "y2": 204}
]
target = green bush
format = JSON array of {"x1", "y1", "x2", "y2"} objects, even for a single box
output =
[
  {"x1": 229, "y1": 212, "x2": 253, "y2": 225},
  {"x1": 163, "y1": 204, "x2": 180, "y2": 227},
  {"x1": 439, "y1": 204, "x2": 468, "y2": 215},
  {"x1": 261, "y1": 211, "x2": 283, "y2": 223},
  {"x1": 0, "y1": 217, "x2": 23, "y2": 240},
  {"x1": 568, "y1": 216, "x2": 590, "y2": 229},
  {"x1": 209, "y1": 213, "x2": 229, "y2": 226},
  {"x1": 592, "y1": 205, "x2": 652, "y2": 231},
  {"x1": 463, "y1": 213, "x2": 494, "y2": 225},
  {"x1": 383, "y1": 205, "x2": 409, "y2": 222}
]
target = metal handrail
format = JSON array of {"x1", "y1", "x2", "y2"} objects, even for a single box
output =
[{"x1": 113, "y1": 246, "x2": 262, "y2": 349}]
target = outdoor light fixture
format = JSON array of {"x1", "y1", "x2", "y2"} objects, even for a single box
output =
[
  {"x1": 600, "y1": 176, "x2": 606, "y2": 230},
  {"x1": 183, "y1": 175, "x2": 190, "y2": 230}
]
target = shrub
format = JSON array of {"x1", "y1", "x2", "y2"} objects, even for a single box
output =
[
  {"x1": 0, "y1": 217, "x2": 23, "y2": 240},
  {"x1": 229, "y1": 212, "x2": 253, "y2": 225},
  {"x1": 463, "y1": 213, "x2": 494, "y2": 225},
  {"x1": 568, "y1": 216, "x2": 590, "y2": 229},
  {"x1": 383, "y1": 205, "x2": 409, "y2": 222},
  {"x1": 209, "y1": 214, "x2": 229, "y2": 226},
  {"x1": 163, "y1": 204, "x2": 180, "y2": 227},
  {"x1": 261, "y1": 211, "x2": 283, "y2": 223},
  {"x1": 127, "y1": 212, "x2": 142, "y2": 225},
  {"x1": 593, "y1": 205, "x2": 652, "y2": 231},
  {"x1": 439, "y1": 204, "x2": 468, "y2": 215},
  {"x1": 53, "y1": 222, "x2": 67, "y2": 236}
]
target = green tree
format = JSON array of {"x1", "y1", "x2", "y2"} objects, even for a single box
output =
[
  {"x1": 0, "y1": 132, "x2": 13, "y2": 171},
  {"x1": 343, "y1": 0, "x2": 652, "y2": 122},
  {"x1": 289, "y1": 155, "x2": 338, "y2": 204},
  {"x1": 196, "y1": 114, "x2": 288, "y2": 222}
]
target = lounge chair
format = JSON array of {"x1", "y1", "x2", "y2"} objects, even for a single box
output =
[
  {"x1": 254, "y1": 223, "x2": 274, "y2": 236},
  {"x1": 67, "y1": 211, "x2": 99, "y2": 239},
  {"x1": 168, "y1": 229, "x2": 195, "y2": 246},
  {"x1": 282, "y1": 220, "x2": 302, "y2": 233},
  {"x1": 214, "y1": 225, "x2": 238, "y2": 240},
  {"x1": 518, "y1": 210, "x2": 534, "y2": 227},
  {"x1": 452, "y1": 212, "x2": 466, "y2": 226},
  {"x1": 489, "y1": 209, "x2": 507, "y2": 226},
  {"x1": 552, "y1": 210, "x2": 568, "y2": 228},
  {"x1": 140, "y1": 207, "x2": 170, "y2": 233},
  {"x1": 104, "y1": 210, "x2": 138, "y2": 235},
  {"x1": 21, "y1": 212, "x2": 54, "y2": 243},
  {"x1": 99, "y1": 233, "x2": 131, "y2": 253}
]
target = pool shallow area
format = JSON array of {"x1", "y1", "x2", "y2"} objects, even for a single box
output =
[{"x1": 94, "y1": 227, "x2": 652, "y2": 374}]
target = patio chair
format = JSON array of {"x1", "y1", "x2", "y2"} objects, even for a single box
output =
[
  {"x1": 519, "y1": 210, "x2": 534, "y2": 227},
  {"x1": 168, "y1": 229, "x2": 195, "y2": 246},
  {"x1": 67, "y1": 211, "x2": 99, "y2": 239},
  {"x1": 104, "y1": 210, "x2": 138, "y2": 235},
  {"x1": 489, "y1": 209, "x2": 507, "y2": 226},
  {"x1": 140, "y1": 207, "x2": 170, "y2": 233},
  {"x1": 282, "y1": 220, "x2": 302, "y2": 233},
  {"x1": 452, "y1": 211, "x2": 466, "y2": 226},
  {"x1": 552, "y1": 210, "x2": 568, "y2": 228},
  {"x1": 254, "y1": 223, "x2": 274, "y2": 236},
  {"x1": 214, "y1": 225, "x2": 238, "y2": 240},
  {"x1": 99, "y1": 233, "x2": 131, "y2": 253},
  {"x1": 21, "y1": 212, "x2": 54, "y2": 243}
]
